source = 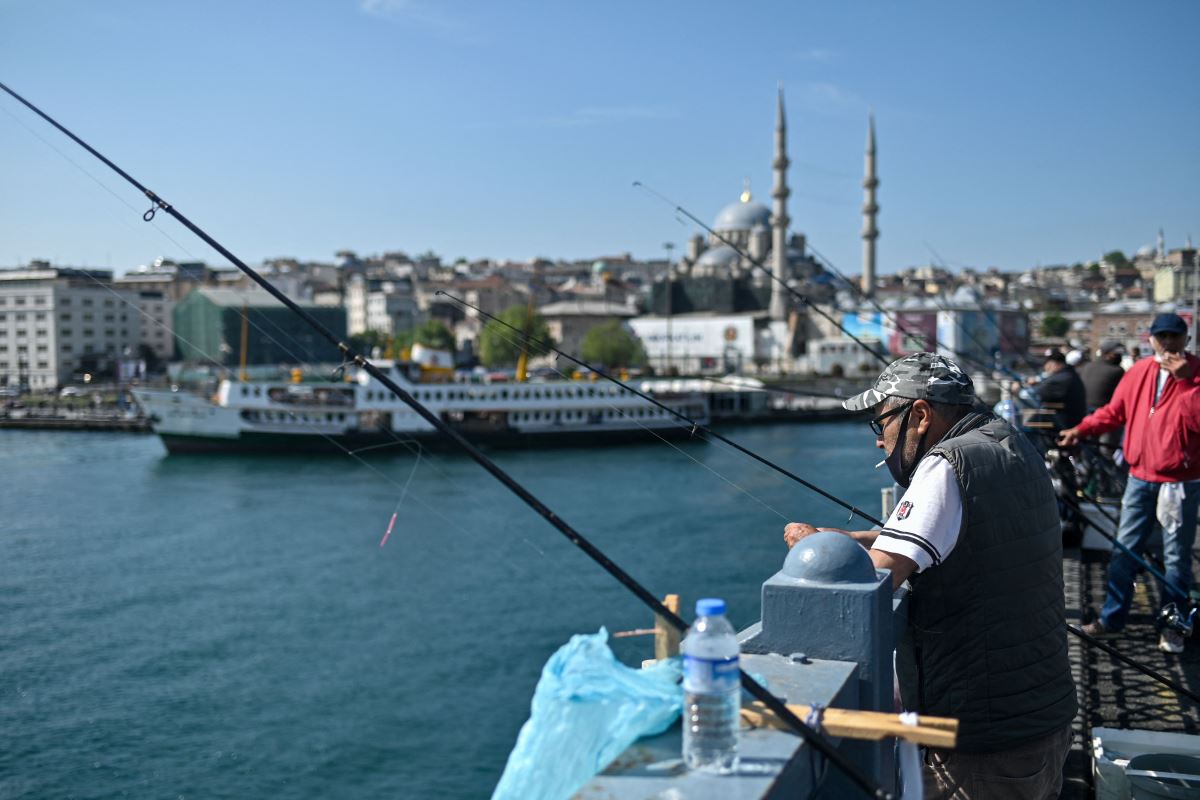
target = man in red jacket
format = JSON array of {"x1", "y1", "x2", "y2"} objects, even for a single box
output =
[{"x1": 1059, "y1": 313, "x2": 1200, "y2": 653}]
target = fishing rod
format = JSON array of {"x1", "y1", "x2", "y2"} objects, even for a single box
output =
[
  {"x1": 0, "y1": 81, "x2": 894, "y2": 800},
  {"x1": 453, "y1": 290, "x2": 1200, "y2": 702},
  {"x1": 804, "y1": 241, "x2": 1048, "y2": 416},
  {"x1": 1069, "y1": 623, "x2": 1200, "y2": 704},
  {"x1": 924, "y1": 244, "x2": 1042, "y2": 372},
  {"x1": 636, "y1": 186, "x2": 1200, "y2": 703},
  {"x1": 634, "y1": 182, "x2": 891, "y2": 368},
  {"x1": 437, "y1": 290, "x2": 885, "y2": 527},
  {"x1": 1035, "y1": 430, "x2": 1200, "y2": 573}
]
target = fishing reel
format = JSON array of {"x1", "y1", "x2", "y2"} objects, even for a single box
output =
[{"x1": 1158, "y1": 603, "x2": 1198, "y2": 637}]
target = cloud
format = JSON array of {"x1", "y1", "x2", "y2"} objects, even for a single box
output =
[
  {"x1": 794, "y1": 47, "x2": 835, "y2": 63},
  {"x1": 358, "y1": 0, "x2": 483, "y2": 44},
  {"x1": 517, "y1": 105, "x2": 679, "y2": 129},
  {"x1": 793, "y1": 81, "x2": 865, "y2": 116}
]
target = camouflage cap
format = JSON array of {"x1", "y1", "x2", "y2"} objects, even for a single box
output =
[{"x1": 842, "y1": 352, "x2": 976, "y2": 412}]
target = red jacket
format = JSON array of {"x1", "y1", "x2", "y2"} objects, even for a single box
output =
[{"x1": 1075, "y1": 353, "x2": 1200, "y2": 483}]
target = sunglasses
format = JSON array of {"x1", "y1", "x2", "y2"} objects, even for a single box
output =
[{"x1": 869, "y1": 401, "x2": 913, "y2": 436}]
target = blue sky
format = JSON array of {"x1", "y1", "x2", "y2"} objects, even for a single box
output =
[{"x1": 1, "y1": 1, "x2": 1197, "y2": 276}]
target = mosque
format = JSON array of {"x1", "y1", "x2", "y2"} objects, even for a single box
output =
[{"x1": 635, "y1": 88, "x2": 880, "y2": 375}]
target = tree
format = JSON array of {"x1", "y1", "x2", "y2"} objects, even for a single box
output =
[
  {"x1": 349, "y1": 329, "x2": 390, "y2": 357},
  {"x1": 580, "y1": 320, "x2": 646, "y2": 368},
  {"x1": 1040, "y1": 312, "x2": 1070, "y2": 338},
  {"x1": 479, "y1": 305, "x2": 554, "y2": 367},
  {"x1": 412, "y1": 319, "x2": 455, "y2": 351},
  {"x1": 1103, "y1": 250, "x2": 1130, "y2": 269}
]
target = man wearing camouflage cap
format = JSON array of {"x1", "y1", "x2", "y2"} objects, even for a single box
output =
[{"x1": 784, "y1": 353, "x2": 1076, "y2": 799}]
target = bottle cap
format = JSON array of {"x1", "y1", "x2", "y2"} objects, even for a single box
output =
[{"x1": 695, "y1": 597, "x2": 726, "y2": 617}]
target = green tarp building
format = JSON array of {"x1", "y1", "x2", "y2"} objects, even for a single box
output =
[{"x1": 173, "y1": 288, "x2": 347, "y2": 365}]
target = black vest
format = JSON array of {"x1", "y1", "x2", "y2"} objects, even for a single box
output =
[{"x1": 895, "y1": 412, "x2": 1077, "y2": 752}]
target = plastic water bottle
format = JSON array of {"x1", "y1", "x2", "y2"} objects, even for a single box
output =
[
  {"x1": 993, "y1": 384, "x2": 1019, "y2": 428},
  {"x1": 682, "y1": 597, "x2": 740, "y2": 773}
]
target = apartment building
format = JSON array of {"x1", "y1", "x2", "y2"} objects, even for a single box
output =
[{"x1": 0, "y1": 266, "x2": 142, "y2": 390}]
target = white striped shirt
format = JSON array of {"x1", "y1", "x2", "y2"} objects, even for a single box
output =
[{"x1": 873, "y1": 455, "x2": 963, "y2": 572}]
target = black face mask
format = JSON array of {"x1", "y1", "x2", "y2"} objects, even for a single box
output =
[{"x1": 884, "y1": 405, "x2": 928, "y2": 488}]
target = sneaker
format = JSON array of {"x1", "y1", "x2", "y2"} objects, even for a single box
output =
[
  {"x1": 1159, "y1": 630, "x2": 1185, "y2": 654},
  {"x1": 1080, "y1": 620, "x2": 1119, "y2": 639}
]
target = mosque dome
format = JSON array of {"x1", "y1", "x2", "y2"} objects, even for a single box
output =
[
  {"x1": 592, "y1": 260, "x2": 609, "y2": 275},
  {"x1": 714, "y1": 199, "x2": 771, "y2": 231},
  {"x1": 695, "y1": 245, "x2": 740, "y2": 269},
  {"x1": 1136, "y1": 245, "x2": 1155, "y2": 258}
]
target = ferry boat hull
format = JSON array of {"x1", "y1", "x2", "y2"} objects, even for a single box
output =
[
  {"x1": 135, "y1": 362, "x2": 711, "y2": 455},
  {"x1": 156, "y1": 423, "x2": 705, "y2": 455}
]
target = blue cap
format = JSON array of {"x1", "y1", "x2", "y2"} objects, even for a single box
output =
[
  {"x1": 695, "y1": 597, "x2": 726, "y2": 617},
  {"x1": 1150, "y1": 313, "x2": 1188, "y2": 336}
]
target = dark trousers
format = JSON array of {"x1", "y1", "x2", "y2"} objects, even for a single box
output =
[{"x1": 923, "y1": 724, "x2": 1071, "y2": 800}]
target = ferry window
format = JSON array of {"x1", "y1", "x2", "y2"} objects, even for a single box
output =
[
  {"x1": 15, "y1": 297, "x2": 25, "y2": 305},
  {"x1": 254, "y1": 387, "x2": 262, "y2": 397},
  {"x1": 436, "y1": 391, "x2": 443, "y2": 401},
  {"x1": 241, "y1": 386, "x2": 248, "y2": 396}
]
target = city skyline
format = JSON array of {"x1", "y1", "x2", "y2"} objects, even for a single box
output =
[{"x1": 2, "y1": 1, "x2": 1198, "y2": 276}]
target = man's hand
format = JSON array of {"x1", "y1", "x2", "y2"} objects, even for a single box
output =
[
  {"x1": 1160, "y1": 351, "x2": 1193, "y2": 380},
  {"x1": 1057, "y1": 427, "x2": 1080, "y2": 447},
  {"x1": 784, "y1": 523, "x2": 847, "y2": 549}
]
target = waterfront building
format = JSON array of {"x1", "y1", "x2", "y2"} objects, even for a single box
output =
[
  {"x1": 1153, "y1": 247, "x2": 1199, "y2": 304},
  {"x1": 1089, "y1": 299, "x2": 1194, "y2": 360},
  {"x1": 538, "y1": 300, "x2": 637, "y2": 360},
  {"x1": 629, "y1": 311, "x2": 792, "y2": 375},
  {"x1": 835, "y1": 288, "x2": 1030, "y2": 373},
  {"x1": 0, "y1": 264, "x2": 143, "y2": 390},
  {"x1": 172, "y1": 287, "x2": 346, "y2": 366}
]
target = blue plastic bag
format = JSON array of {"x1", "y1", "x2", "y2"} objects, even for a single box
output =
[{"x1": 491, "y1": 628, "x2": 683, "y2": 800}]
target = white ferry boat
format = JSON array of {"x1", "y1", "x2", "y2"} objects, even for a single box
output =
[{"x1": 133, "y1": 360, "x2": 709, "y2": 454}]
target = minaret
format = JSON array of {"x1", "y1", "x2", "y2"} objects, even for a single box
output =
[
  {"x1": 769, "y1": 85, "x2": 790, "y2": 321},
  {"x1": 1157, "y1": 228, "x2": 1166, "y2": 260},
  {"x1": 861, "y1": 113, "x2": 879, "y2": 298}
]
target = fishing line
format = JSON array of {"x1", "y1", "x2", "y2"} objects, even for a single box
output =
[
  {"x1": 923, "y1": 243, "x2": 1041, "y2": 372},
  {"x1": 70, "y1": 271, "x2": 550, "y2": 574},
  {"x1": 805, "y1": 241, "x2": 1014, "y2": 381},
  {"x1": 478, "y1": 320, "x2": 792, "y2": 522},
  {"x1": 633, "y1": 181, "x2": 891, "y2": 368},
  {"x1": 0, "y1": 82, "x2": 892, "y2": 797},
  {"x1": 0, "y1": 102, "x2": 203, "y2": 262},
  {"x1": 439, "y1": 291, "x2": 883, "y2": 527},
  {"x1": 628, "y1": 177, "x2": 1200, "y2": 704}
]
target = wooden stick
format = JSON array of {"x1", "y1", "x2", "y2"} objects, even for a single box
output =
[
  {"x1": 740, "y1": 701, "x2": 958, "y2": 748},
  {"x1": 655, "y1": 594, "x2": 681, "y2": 661}
]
